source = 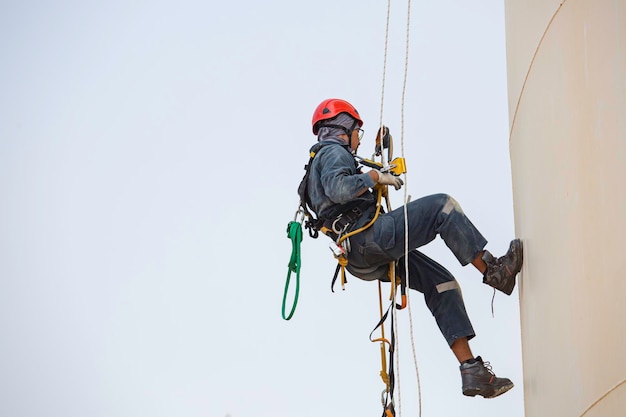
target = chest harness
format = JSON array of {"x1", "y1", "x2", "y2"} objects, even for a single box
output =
[{"x1": 297, "y1": 135, "x2": 407, "y2": 288}]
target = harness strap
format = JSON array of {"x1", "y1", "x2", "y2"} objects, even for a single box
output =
[
  {"x1": 321, "y1": 202, "x2": 373, "y2": 241},
  {"x1": 298, "y1": 142, "x2": 355, "y2": 240}
]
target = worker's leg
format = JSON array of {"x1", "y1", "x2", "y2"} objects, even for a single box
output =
[
  {"x1": 378, "y1": 194, "x2": 523, "y2": 295},
  {"x1": 347, "y1": 193, "x2": 522, "y2": 293},
  {"x1": 451, "y1": 337, "x2": 474, "y2": 363},
  {"x1": 348, "y1": 241, "x2": 514, "y2": 398},
  {"x1": 382, "y1": 194, "x2": 487, "y2": 266},
  {"x1": 396, "y1": 250, "x2": 475, "y2": 348},
  {"x1": 398, "y1": 252, "x2": 514, "y2": 399}
]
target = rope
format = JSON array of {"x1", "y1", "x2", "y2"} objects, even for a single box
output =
[
  {"x1": 375, "y1": 0, "x2": 423, "y2": 415},
  {"x1": 373, "y1": 0, "x2": 424, "y2": 414},
  {"x1": 378, "y1": 0, "x2": 392, "y2": 132},
  {"x1": 282, "y1": 220, "x2": 302, "y2": 320},
  {"x1": 392, "y1": 0, "x2": 424, "y2": 416},
  {"x1": 375, "y1": 3, "x2": 395, "y2": 415}
]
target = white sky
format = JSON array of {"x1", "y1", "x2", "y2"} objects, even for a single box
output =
[{"x1": 0, "y1": 1, "x2": 524, "y2": 416}]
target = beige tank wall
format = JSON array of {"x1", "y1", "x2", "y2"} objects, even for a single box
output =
[{"x1": 504, "y1": 1, "x2": 626, "y2": 416}]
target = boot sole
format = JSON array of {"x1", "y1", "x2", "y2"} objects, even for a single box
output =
[
  {"x1": 463, "y1": 382, "x2": 514, "y2": 399},
  {"x1": 511, "y1": 238, "x2": 524, "y2": 275}
]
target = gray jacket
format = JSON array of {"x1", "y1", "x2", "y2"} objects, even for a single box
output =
[{"x1": 307, "y1": 137, "x2": 377, "y2": 223}]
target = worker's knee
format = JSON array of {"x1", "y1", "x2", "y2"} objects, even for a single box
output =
[{"x1": 440, "y1": 194, "x2": 464, "y2": 215}]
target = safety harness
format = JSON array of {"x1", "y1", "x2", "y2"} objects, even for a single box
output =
[
  {"x1": 296, "y1": 142, "x2": 371, "y2": 238},
  {"x1": 284, "y1": 127, "x2": 407, "y2": 417}
]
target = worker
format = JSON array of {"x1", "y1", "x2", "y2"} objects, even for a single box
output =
[{"x1": 302, "y1": 98, "x2": 524, "y2": 398}]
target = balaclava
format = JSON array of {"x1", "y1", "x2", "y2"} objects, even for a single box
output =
[{"x1": 317, "y1": 113, "x2": 358, "y2": 142}]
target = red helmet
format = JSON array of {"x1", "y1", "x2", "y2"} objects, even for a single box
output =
[{"x1": 311, "y1": 98, "x2": 363, "y2": 135}]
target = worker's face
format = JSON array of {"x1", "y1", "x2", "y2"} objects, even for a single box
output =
[{"x1": 350, "y1": 127, "x2": 364, "y2": 152}]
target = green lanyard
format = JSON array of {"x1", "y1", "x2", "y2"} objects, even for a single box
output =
[{"x1": 282, "y1": 220, "x2": 302, "y2": 320}]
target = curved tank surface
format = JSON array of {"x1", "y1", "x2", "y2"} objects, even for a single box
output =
[{"x1": 504, "y1": 1, "x2": 626, "y2": 416}]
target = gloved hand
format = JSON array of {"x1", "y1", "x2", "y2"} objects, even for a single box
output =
[{"x1": 375, "y1": 170, "x2": 404, "y2": 190}]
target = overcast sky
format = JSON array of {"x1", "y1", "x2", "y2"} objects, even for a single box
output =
[{"x1": 1, "y1": 1, "x2": 524, "y2": 416}]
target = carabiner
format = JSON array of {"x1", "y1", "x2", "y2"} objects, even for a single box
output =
[
  {"x1": 293, "y1": 207, "x2": 305, "y2": 223},
  {"x1": 331, "y1": 215, "x2": 349, "y2": 235}
]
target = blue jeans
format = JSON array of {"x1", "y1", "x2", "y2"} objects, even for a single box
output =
[{"x1": 347, "y1": 193, "x2": 487, "y2": 346}]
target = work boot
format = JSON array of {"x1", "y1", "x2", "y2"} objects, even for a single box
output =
[
  {"x1": 460, "y1": 356, "x2": 514, "y2": 398},
  {"x1": 482, "y1": 239, "x2": 523, "y2": 295}
]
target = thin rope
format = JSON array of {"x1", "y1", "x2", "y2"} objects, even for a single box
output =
[
  {"x1": 378, "y1": 0, "x2": 391, "y2": 132},
  {"x1": 394, "y1": 0, "x2": 423, "y2": 416},
  {"x1": 377, "y1": 2, "x2": 395, "y2": 414},
  {"x1": 377, "y1": 1, "x2": 422, "y2": 416},
  {"x1": 393, "y1": 0, "x2": 422, "y2": 416}
]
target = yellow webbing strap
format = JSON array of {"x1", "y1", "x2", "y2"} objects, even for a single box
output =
[
  {"x1": 337, "y1": 256, "x2": 348, "y2": 289},
  {"x1": 376, "y1": 280, "x2": 391, "y2": 389},
  {"x1": 338, "y1": 185, "x2": 384, "y2": 245}
]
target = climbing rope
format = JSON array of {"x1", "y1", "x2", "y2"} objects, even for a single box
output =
[
  {"x1": 396, "y1": 1, "x2": 423, "y2": 417},
  {"x1": 375, "y1": 2, "x2": 395, "y2": 415},
  {"x1": 375, "y1": 0, "x2": 421, "y2": 416},
  {"x1": 378, "y1": 0, "x2": 392, "y2": 131},
  {"x1": 282, "y1": 215, "x2": 303, "y2": 320}
]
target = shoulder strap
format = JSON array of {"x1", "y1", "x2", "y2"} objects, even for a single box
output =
[{"x1": 297, "y1": 142, "x2": 353, "y2": 238}]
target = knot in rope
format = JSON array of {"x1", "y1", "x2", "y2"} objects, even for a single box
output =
[{"x1": 380, "y1": 370, "x2": 391, "y2": 387}]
